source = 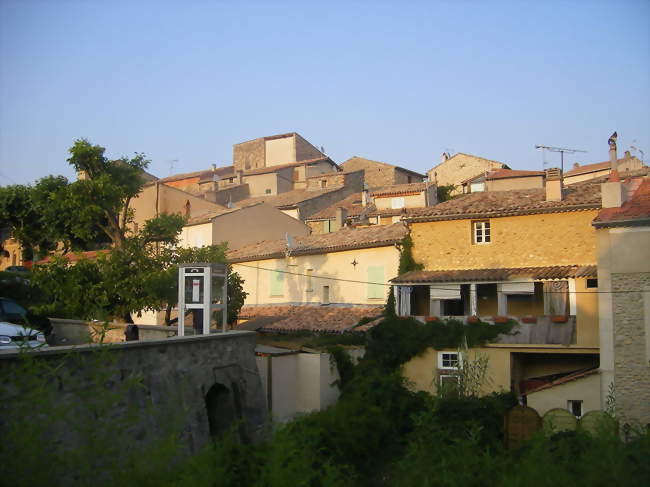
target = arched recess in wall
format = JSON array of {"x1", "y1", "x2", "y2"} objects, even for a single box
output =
[{"x1": 204, "y1": 382, "x2": 244, "y2": 441}]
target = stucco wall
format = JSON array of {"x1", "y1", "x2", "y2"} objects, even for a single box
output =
[
  {"x1": 232, "y1": 245, "x2": 400, "y2": 306},
  {"x1": 428, "y1": 154, "x2": 505, "y2": 193},
  {"x1": 487, "y1": 176, "x2": 544, "y2": 192},
  {"x1": 130, "y1": 183, "x2": 223, "y2": 228},
  {"x1": 0, "y1": 332, "x2": 267, "y2": 459},
  {"x1": 374, "y1": 193, "x2": 425, "y2": 210},
  {"x1": 180, "y1": 222, "x2": 213, "y2": 248},
  {"x1": 527, "y1": 373, "x2": 601, "y2": 416},
  {"x1": 265, "y1": 137, "x2": 295, "y2": 166},
  {"x1": 243, "y1": 172, "x2": 279, "y2": 196},
  {"x1": 411, "y1": 210, "x2": 599, "y2": 270}
]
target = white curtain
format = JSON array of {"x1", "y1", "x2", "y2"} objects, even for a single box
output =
[{"x1": 398, "y1": 286, "x2": 413, "y2": 316}]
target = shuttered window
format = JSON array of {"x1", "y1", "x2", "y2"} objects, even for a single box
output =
[
  {"x1": 367, "y1": 266, "x2": 385, "y2": 299},
  {"x1": 270, "y1": 267, "x2": 284, "y2": 296}
]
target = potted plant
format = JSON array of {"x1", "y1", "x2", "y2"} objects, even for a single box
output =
[
  {"x1": 551, "y1": 315, "x2": 568, "y2": 323},
  {"x1": 521, "y1": 315, "x2": 537, "y2": 324},
  {"x1": 425, "y1": 316, "x2": 439, "y2": 323},
  {"x1": 467, "y1": 315, "x2": 480, "y2": 324}
]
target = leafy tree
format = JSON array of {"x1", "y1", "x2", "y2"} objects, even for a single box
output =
[{"x1": 436, "y1": 184, "x2": 456, "y2": 202}]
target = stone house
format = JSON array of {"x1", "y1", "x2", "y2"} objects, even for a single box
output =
[
  {"x1": 233, "y1": 132, "x2": 327, "y2": 173},
  {"x1": 592, "y1": 175, "x2": 650, "y2": 425},
  {"x1": 564, "y1": 151, "x2": 646, "y2": 185},
  {"x1": 461, "y1": 169, "x2": 545, "y2": 194},
  {"x1": 394, "y1": 170, "x2": 603, "y2": 403},
  {"x1": 305, "y1": 182, "x2": 438, "y2": 234},
  {"x1": 340, "y1": 156, "x2": 425, "y2": 188},
  {"x1": 227, "y1": 222, "x2": 408, "y2": 308},
  {"x1": 428, "y1": 152, "x2": 508, "y2": 194}
]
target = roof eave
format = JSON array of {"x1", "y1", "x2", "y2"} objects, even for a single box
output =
[{"x1": 405, "y1": 204, "x2": 600, "y2": 223}]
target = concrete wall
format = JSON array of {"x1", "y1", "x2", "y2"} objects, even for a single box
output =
[
  {"x1": 232, "y1": 245, "x2": 400, "y2": 306},
  {"x1": 428, "y1": 154, "x2": 505, "y2": 193},
  {"x1": 487, "y1": 176, "x2": 544, "y2": 192},
  {"x1": 129, "y1": 183, "x2": 223, "y2": 229},
  {"x1": 0, "y1": 332, "x2": 267, "y2": 456},
  {"x1": 411, "y1": 210, "x2": 599, "y2": 270},
  {"x1": 596, "y1": 225, "x2": 650, "y2": 424},
  {"x1": 527, "y1": 373, "x2": 601, "y2": 416}
]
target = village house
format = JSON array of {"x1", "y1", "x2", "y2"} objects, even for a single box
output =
[
  {"x1": 564, "y1": 150, "x2": 646, "y2": 185},
  {"x1": 340, "y1": 156, "x2": 426, "y2": 188},
  {"x1": 428, "y1": 152, "x2": 508, "y2": 194},
  {"x1": 460, "y1": 169, "x2": 545, "y2": 194},
  {"x1": 228, "y1": 222, "x2": 408, "y2": 311},
  {"x1": 305, "y1": 182, "x2": 438, "y2": 233},
  {"x1": 393, "y1": 168, "x2": 603, "y2": 405}
]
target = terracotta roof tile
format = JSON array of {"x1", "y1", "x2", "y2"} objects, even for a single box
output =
[
  {"x1": 235, "y1": 187, "x2": 342, "y2": 210},
  {"x1": 237, "y1": 304, "x2": 383, "y2": 333},
  {"x1": 228, "y1": 222, "x2": 408, "y2": 262},
  {"x1": 370, "y1": 182, "x2": 428, "y2": 197},
  {"x1": 404, "y1": 184, "x2": 601, "y2": 222},
  {"x1": 158, "y1": 165, "x2": 234, "y2": 183},
  {"x1": 36, "y1": 249, "x2": 111, "y2": 265},
  {"x1": 391, "y1": 265, "x2": 597, "y2": 283},
  {"x1": 243, "y1": 157, "x2": 337, "y2": 176},
  {"x1": 593, "y1": 177, "x2": 650, "y2": 227},
  {"x1": 524, "y1": 368, "x2": 599, "y2": 395}
]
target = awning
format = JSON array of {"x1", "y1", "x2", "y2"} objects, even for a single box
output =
[{"x1": 391, "y1": 265, "x2": 597, "y2": 284}]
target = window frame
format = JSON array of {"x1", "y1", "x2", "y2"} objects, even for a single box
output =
[
  {"x1": 472, "y1": 220, "x2": 491, "y2": 245},
  {"x1": 438, "y1": 351, "x2": 460, "y2": 370},
  {"x1": 567, "y1": 399, "x2": 583, "y2": 418}
]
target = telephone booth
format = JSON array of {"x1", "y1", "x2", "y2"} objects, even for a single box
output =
[{"x1": 177, "y1": 263, "x2": 228, "y2": 336}]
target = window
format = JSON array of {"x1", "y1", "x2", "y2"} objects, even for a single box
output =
[
  {"x1": 439, "y1": 374, "x2": 460, "y2": 389},
  {"x1": 265, "y1": 189, "x2": 272, "y2": 194},
  {"x1": 306, "y1": 269, "x2": 313, "y2": 292},
  {"x1": 367, "y1": 266, "x2": 384, "y2": 299},
  {"x1": 586, "y1": 279, "x2": 598, "y2": 289},
  {"x1": 320, "y1": 180, "x2": 327, "y2": 188},
  {"x1": 391, "y1": 197, "x2": 405, "y2": 209},
  {"x1": 270, "y1": 267, "x2": 284, "y2": 296},
  {"x1": 473, "y1": 221, "x2": 491, "y2": 244},
  {"x1": 567, "y1": 400, "x2": 583, "y2": 418},
  {"x1": 438, "y1": 351, "x2": 460, "y2": 370}
]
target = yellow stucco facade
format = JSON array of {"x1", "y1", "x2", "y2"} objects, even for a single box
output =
[
  {"x1": 411, "y1": 210, "x2": 599, "y2": 270},
  {"x1": 232, "y1": 245, "x2": 400, "y2": 307}
]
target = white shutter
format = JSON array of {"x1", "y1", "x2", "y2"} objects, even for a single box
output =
[
  {"x1": 499, "y1": 282, "x2": 534, "y2": 294},
  {"x1": 429, "y1": 284, "x2": 461, "y2": 300}
]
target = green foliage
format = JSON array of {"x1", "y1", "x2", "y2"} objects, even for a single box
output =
[
  {"x1": 436, "y1": 184, "x2": 456, "y2": 202},
  {"x1": 397, "y1": 235, "x2": 423, "y2": 275}
]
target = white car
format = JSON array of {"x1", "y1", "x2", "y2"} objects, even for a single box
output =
[{"x1": 0, "y1": 321, "x2": 47, "y2": 350}]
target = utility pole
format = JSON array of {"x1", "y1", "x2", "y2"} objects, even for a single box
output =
[{"x1": 534, "y1": 145, "x2": 587, "y2": 173}]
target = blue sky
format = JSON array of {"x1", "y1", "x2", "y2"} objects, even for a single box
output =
[{"x1": 1, "y1": 0, "x2": 648, "y2": 185}]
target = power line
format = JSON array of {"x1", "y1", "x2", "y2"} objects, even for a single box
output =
[{"x1": 231, "y1": 262, "x2": 646, "y2": 294}]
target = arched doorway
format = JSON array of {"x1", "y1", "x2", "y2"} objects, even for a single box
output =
[{"x1": 204, "y1": 382, "x2": 244, "y2": 440}]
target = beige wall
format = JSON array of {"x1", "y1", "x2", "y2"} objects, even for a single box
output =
[
  {"x1": 565, "y1": 169, "x2": 611, "y2": 185},
  {"x1": 411, "y1": 211, "x2": 599, "y2": 271},
  {"x1": 374, "y1": 193, "x2": 425, "y2": 210},
  {"x1": 242, "y1": 172, "x2": 279, "y2": 196},
  {"x1": 428, "y1": 154, "x2": 505, "y2": 193},
  {"x1": 0, "y1": 237, "x2": 23, "y2": 270},
  {"x1": 180, "y1": 204, "x2": 310, "y2": 251},
  {"x1": 129, "y1": 183, "x2": 224, "y2": 229},
  {"x1": 527, "y1": 373, "x2": 601, "y2": 416},
  {"x1": 265, "y1": 137, "x2": 295, "y2": 167},
  {"x1": 232, "y1": 245, "x2": 400, "y2": 306},
  {"x1": 487, "y1": 176, "x2": 544, "y2": 192}
]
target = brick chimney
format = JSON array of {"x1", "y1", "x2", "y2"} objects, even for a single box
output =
[
  {"x1": 544, "y1": 167, "x2": 563, "y2": 201},
  {"x1": 335, "y1": 207, "x2": 348, "y2": 228}
]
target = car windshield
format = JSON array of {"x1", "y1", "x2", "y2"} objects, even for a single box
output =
[{"x1": 1, "y1": 299, "x2": 27, "y2": 322}]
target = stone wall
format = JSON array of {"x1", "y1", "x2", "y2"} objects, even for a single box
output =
[
  {"x1": 612, "y1": 272, "x2": 650, "y2": 425},
  {"x1": 341, "y1": 157, "x2": 397, "y2": 188},
  {"x1": 428, "y1": 154, "x2": 506, "y2": 193},
  {"x1": 234, "y1": 138, "x2": 265, "y2": 172},
  {"x1": 295, "y1": 133, "x2": 323, "y2": 162},
  {"x1": 0, "y1": 332, "x2": 267, "y2": 459}
]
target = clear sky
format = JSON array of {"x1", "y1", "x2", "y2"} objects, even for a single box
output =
[{"x1": 1, "y1": 0, "x2": 648, "y2": 185}]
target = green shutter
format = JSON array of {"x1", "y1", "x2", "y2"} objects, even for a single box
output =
[
  {"x1": 367, "y1": 266, "x2": 384, "y2": 299},
  {"x1": 270, "y1": 267, "x2": 284, "y2": 296}
]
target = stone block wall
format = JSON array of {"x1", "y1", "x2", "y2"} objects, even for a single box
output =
[
  {"x1": 234, "y1": 138, "x2": 265, "y2": 172},
  {"x1": 0, "y1": 332, "x2": 267, "y2": 464},
  {"x1": 612, "y1": 272, "x2": 650, "y2": 425}
]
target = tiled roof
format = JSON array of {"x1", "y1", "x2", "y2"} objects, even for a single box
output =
[
  {"x1": 243, "y1": 157, "x2": 338, "y2": 176},
  {"x1": 341, "y1": 156, "x2": 426, "y2": 178},
  {"x1": 185, "y1": 203, "x2": 269, "y2": 226},
  {"x1": 524, "y1": 368, "x2": 599, "y2": 395},
  {"x1": 36, "y1": 249, "x2": 111, "y2": 265},
  {"x1": 370, "y1": 182, "x2": 428, "y2": 197},
  {"x1": 235, "y1": 187, "x2": 342, "y2": 210},
  {"x1": 391, "y1": 265, "x2": 597, "y2": 283},
  {"x1": 404, "y1": 184, "x2": 601, "y2": 222},
  {"x1": 433, "y1": 152, "x2": 507, "y2": 171},
  {"x1": 237, "y1": 304, "x2": 383, "y2": 333},
  {"x1": 228, "y1": 222, "x2": 408, "y2": 262},
  {"x1": 486, "y1": 169, "x2": 545, "y2": 180},
  {"x1": 307, "y1": 193, "x2": 367, "y2": 220},
  {"x1": 566, "y1": 167, "x2": 649, "y2": 186},
  {"x1": 158, "y1": 165, "x2": 234, "y2": 183},
  {"x1": 593, "y1": 177, "x2": 650, "y2": 227},
  {"x1": 564, "y1": 156, "x2": 645, "y2": 177}
]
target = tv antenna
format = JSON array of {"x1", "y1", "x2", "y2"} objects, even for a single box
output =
[
  {"x1": 534, "y1": 145, "x2": 587, "y2": 173},
  {"x1": 168, "y1": 159, "x2": 179, "y2": 175}
]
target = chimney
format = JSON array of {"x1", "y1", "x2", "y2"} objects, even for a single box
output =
[
  {"x1": 211, "y1": 163, "x2": 217, "y2": 171},
  {"x1": 573, "y1": 162, "x2": 580, "y2": 170},
  {"x1": 425, "y1": 182, "x2": 438, "y2": 207},
  {"x1": 236, "y1": 170, "x2": 243, "y2": 185},
  {"x1": 335, "y1": 207, "x2": 348, "y2": 228},
  {"x1": 608, "y1": 131, "x2": 619, "y2": 177},
  {"x1": 361, "y1": 186, "x2": 370, "y2": 207},
  {"x1": 544, "y1": 167, "x2": 563, "y2": 201},
  {"x1": 440, "y1": 152, "x2": 450, "y2": 164},
  {"x1": 624, "y1": 150, "x2": 631, "y2": 159}
]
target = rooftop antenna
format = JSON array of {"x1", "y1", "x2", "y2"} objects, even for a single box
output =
[
  {"x1": 534, "y1": 145, "x2": 587, "y2": 173},
  {"x1": 629, "y1": 140, "x2": 645, "y2": 163},
  {"x1": 168, "y1": 159, "x2": 179, "y2": 175}
]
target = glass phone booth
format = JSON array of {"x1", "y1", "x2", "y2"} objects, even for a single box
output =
[{"x1": 177, "y1": 263, "x2": 228, "y2": 336}]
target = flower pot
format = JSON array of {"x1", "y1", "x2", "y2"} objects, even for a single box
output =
[
  {"x1": 492, "y1": 316, "x2": 509, "y2": 324},
  {"x1": 425, "y1": 316, "x2": 439, "y2": 323},
  {"x1": 551, "y1": 315, "x2": 568, "y2": 323},
  {"x1": 467, "y1": 315, "x2": 480, "y2": 324},
  {"x1": 521, "y1": 316, "x2": 537, "y2": 324}
]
